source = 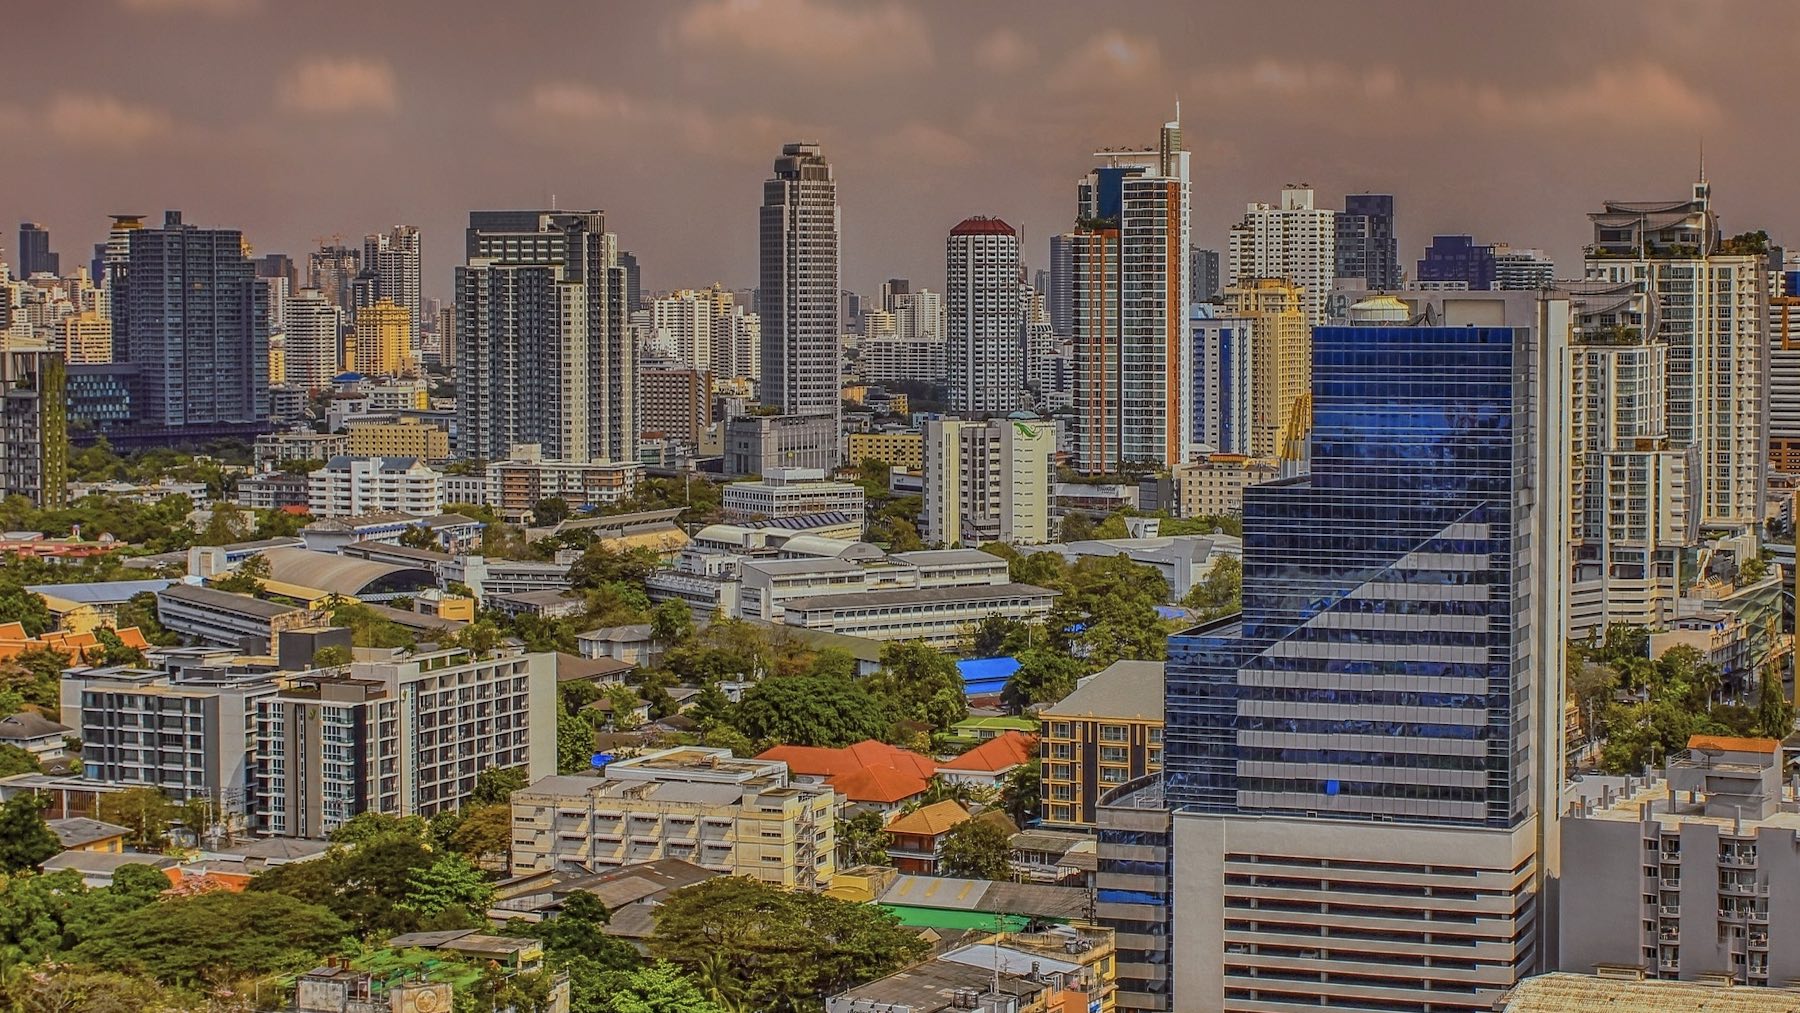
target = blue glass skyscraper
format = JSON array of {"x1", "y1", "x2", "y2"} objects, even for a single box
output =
[{"x1": 1161, "y1": 292, "x2": 1568, "y2": 1012}]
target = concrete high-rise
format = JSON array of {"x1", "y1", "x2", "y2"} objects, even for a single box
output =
[
  {"x1": 1163, "y1": 291, "x2": 1570, "y2": 1012},
  {"x1": 1334, "y1": 193, "x2": 1399, "y2": 289},
  {"x1": 759, "y1": 143, "x2": 842, "y2": 456},
  {"x1": 1189, "y1": 246, "x2": 1221, "y2": 302},
  {"x1": 308, "y1": 244, "x2": 360, "y2": 315},
  {"x1": 1188, "y1": 304, "x2": 1254, "y2": 457},
  {"x1": 1048, "y1": 234, "x2": 1075, "y2": 337},
  {"x1": 97, "y1": 215, "x2": 144, "y2": 328},
  {"x1": 1066, "y1": 110, "x2": 1191, "y2": 474},
  {"x1": 922, "y1": 417, "x2": 1054, "y2": 546},
  {"x1": 361, "y1": 226, "x2": 422, "y2": 352},
  {"x1": 17, "y1": 222, "x2": 58, "y2": 278},
  {"x1": 350, "y1": 298, "x2": 411, "y2": 376},
  {"x1": 456, "y1": 210, "x2": 634, "y2": 464},
  {"x1": 1769, "y1": 259, "x2": 1800, "y2": 474},
  {"x1": 0, "y1": 348, "x2": 67, "y2": 508},
  {"x1": 650, "y1": 289, "x2": 714, "y2": 368},
  {"x1": 946, "y1": 217, "x2": 1024, "y2": 414},
  {"x1": 1225, "y1": 278, "x2": 1308, "y2": 459},
  {"x1": 284, "y1": 288, "x2": 343, "y2": 390},
  {"x1": 118, "y1": 211, "x2": 269, "y2": 432},
  {"x1": 1227, "y1": 186, "x2": 1337, "y2": 324}
]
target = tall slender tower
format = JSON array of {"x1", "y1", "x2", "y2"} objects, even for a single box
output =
[
  {"x1": 362, "y1": 226, "x2": 422, "y2": 352},
  {"x1": 946, "y1": 217, "x2": 1023, "y2": 415},
  {"x1": 759, "y1": 142, "x2": 842, "y2": 450}
]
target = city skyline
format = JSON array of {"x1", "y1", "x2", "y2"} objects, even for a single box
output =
[{"x1": 2, "y1": 1, "x2": 1794, "y2": 299}]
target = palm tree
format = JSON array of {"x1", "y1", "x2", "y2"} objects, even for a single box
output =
[{"x1": 695, "y1": 952, "x2": 745, "y2": 1011}]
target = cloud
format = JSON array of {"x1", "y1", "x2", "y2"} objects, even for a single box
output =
[
  {"x1": 1062, "y1": 31, "x2": 1163, "y2": 83},
  {"x1": 974, "y1": 29, "x2": 1036, "y2": 74},
  {"x1": 869, "y1": 122, "x2": 977, "y2": 167},
  {"x1": 277, "y1": 57, "x2": 398, "y2": 115},
  {"x1": 44, "y1": 94, "x2": 175, "y2": 148},
  {"x1": 504, "y1": 82, "x2": 803, "y2": 161},
  {"x1": 670, "y1": 0, "x2": 931, "y2": 73},
  {"x1": 1467, "y1": 64, "x2": 1715, "y2": 127},
  {"x1": 118, "y1": 0, "x2": 256, "y2": 12}
]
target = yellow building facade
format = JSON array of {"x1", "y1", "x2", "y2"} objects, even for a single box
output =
[
  {"x1": 349, "y1": 298, "x2": 412, "y2": 376},
  {"x1": 346, "y1": 419, "x2": 450, "y2": 460},
  {"x1": 1226, "y1": 278, "x2": 1309, "y2": 459},
  {"x1": 848, "y1": 431, "x2": 924, "y2": 470},
  {"x1": 59, "y1": 311, "x2": 113, "y2": 364}
]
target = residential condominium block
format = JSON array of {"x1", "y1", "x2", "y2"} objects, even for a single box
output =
[
  {"x1": 484, "y1": 443, "x2": 640, "y2": 522},
  {"x1": 1227, "y1": 186, "x2": 1335, "y2": 325},
  {"x1": 1037, "y1": 660, "x2": 1164, "y2": 829},
  {"x1": 921, "y1": 417, "x2": 1054, "y2": 546},
  {"x1": 0, "y1": 347, "x2": 67, "y2": 508},
  {"x1": 307, "y1": 455, "x2": 444, "y2": 518},
  {"x1": 259, "y1": 644, "x2": 556, "y2": 838},
  {"x1": 509, "y1": 746, "x2": 836, "y2": 890},
  {"x1": 345, "y1": 419, "x2": 450, "y2": 460}
]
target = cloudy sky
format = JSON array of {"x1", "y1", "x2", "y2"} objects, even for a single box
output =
[{"x1": 4, "y1": 0, "x2": 1793, "y2": 301}]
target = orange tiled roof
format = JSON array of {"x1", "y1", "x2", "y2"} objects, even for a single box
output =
[
  {"x1": 757, "y1": 739, "x2": 936, "y2": 804},
  {"x1": 939, "y1": 731, "x2": 1037, "y2": 774},
  {"x1": 163, "y1": 866, "x2": 253, "y2": 895},
  {"x1": 1687, "y1": 734, "x2": 1780, "y2": 754},
  {"x1": 885, "y1": 799, "x2": 972, "y2": 838},
  {"x1": 0, "y1": 625, "x2": 152, "y2": 664}
]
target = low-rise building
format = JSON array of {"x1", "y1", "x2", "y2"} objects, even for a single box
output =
[
  {"x1": 297, "y1": 512, "x2": 481, "y2": 555},
  {"x1": 723, "y1": 413, "x2": 839, "y2": 477},
  {"x1": 936, "y1": 730, "x2": 1037, "y2": 788},
  {"x1": 779, "y1": 582, "x2": 1056, "y2": 648},
  {"x1": 345, "y1": 419, "x2": 451, "y2": 460},
  {"x1": 253, "y1": 430, "x2": 348, "y2": 468},
  {"x1": 509, "y1": 747, "x2": 836, "y2": 890},
  {"x1": 758, "y1": 740, "x2": 936, "y2": 814},
  {"x1": 23, "y1": 579, "x2": 172, "y2": 635},
  {"x1": 154, "y1": 583, "x2": 323, "y2": 651},
  {"x1": 1038, "y1": 660, "x2": 1164, "y2": 829},
  {"x1": 0, "y1": 712, "x2": 72, "y2": 761},
  {"x1": 488, "y1": 589, "x2": 585, "y2": 619},
  {"x1": 1499, "y1": 972, "x2": 1800, "y2": 1012},
  {"x1": 1560, "y1": 735, "x2": 1800, "y2": 987},
  {"x1": 486, "y1": 444, "x2": 639, "y2": 523},
  {"x1": 1173, "y1": 454, "x2": 1279, "y2": 517},
  {"x1": 848, "y1": 430, "x2": 924, "y2": 470},
  {"x1": 235, "y1": 471, "x2": 312, "y2": 511},
  {"x1": 307, "y1": 456, "x2": 444, "y2": 519},
  {"x1": 884, "y1": 799, "x2": 975, "y2": 875},
  {"x1": 1020, "y1": 534, "x2": 1241, "y2": 601},
  {"x1": 442, "y1": 554, "x2": 575, "y2": 602},
  {"x1": 47, "y1": 817, "x2": 130, "y2": 853},
  {"x1": 723, "y1": 468, "x2": 865, "y2": 529}
]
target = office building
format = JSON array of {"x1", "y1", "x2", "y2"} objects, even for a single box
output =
[
  {"x1": 509, "y1": 747, "x2": 836, "y2": 889},
  {"x1": 348, "y1": 297, "x2": 411, "y2": 376},
  {"x1": 946, "y1": 217, "x2": 1024, "y2": 414},
  {"x1": 1, "y1": 348, "x2": 68, "y2": 509},
  {"x1": 1038, "y1": 660, "x2": 1165, "y2": 830},
  {"x1": 847, "y1": 431, "x2": 923, "y2": 470},
  {"x1": 759, "y1": 142, "x2": 842, "y2": 449},
  {"x1": 1189, "y1": 246, "x2": 1222, "y2": 303},
  {"x1": 1417, "y1": 234, "x2": 1496, "y2": 289},
  {"x1": 359, "y1": 226, "x2": 421, "y2": 350},
  {"x1": 1172, "y1": 455, "x2": 1278, "y2": 517},
  {"x1": 259, "y1": 645, "x2": 555, "y2": 837},
  {"x1": 17, "y1": 222, "x2": 58, "y2": 277},
  {"x1": 1226, "y1": 186, "x2": 1336, "y2": 324},
  {"x1": 1559, "y1": 735, "x2": 1800, "y2": 986},
  {"x1": 1335, "y1": 193, "x2": 1399, "y2": 289},
  {"x1": 724, "y1": 413, "x2": 837, "y2": 476},
  {"x1": 307, "y1": 456, "x2": 445, "y2": 518},
  {"x1": 922, "y1": 417, "x2": 1053, "y2": 546},
  {"x1": 1163, "y1": 291, "x2": 1569, "y2": 1011},
  {"x1": 283, "y1": 288, "x2": 342, "y2": 390},
  {"x1": 1067, "y1": 110, "x2": 1191, "y2": 473},
  {"x1": 117, "y1": 211, "x2": 269, "y2": 433},
  {"x1": 456, "y1": 210, "x2": 634, "y2": 464},
  {"x1": 1585, "y1": 176, "x2": 1766, "y2": 531},
  {"x1": 723, "y1": 467, "x2": 864, "y2": 528},
  {"x1": 1188, "y1": 304, "x2": 1254, "y2": 458},
  {"x1": 1225, "y1": 278, "x2": 1308, "y2": 459}
]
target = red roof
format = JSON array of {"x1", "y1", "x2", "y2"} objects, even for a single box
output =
[
  {"x1": 950, "y1": 216, "x2": 1016, "y2": 237},
  {"x1": 757, "y1": 740, "x2": 935, "y2": 803},
  {"x1": 939, "y1": 731, "x2": 1037, "y2": 774}
]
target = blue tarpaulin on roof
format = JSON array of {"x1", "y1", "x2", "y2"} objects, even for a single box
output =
[{"x1": 957, "y1": 656, "x2": 1021, "y2": 697}]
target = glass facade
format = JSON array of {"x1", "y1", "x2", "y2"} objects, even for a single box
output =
[{"x1": 1166, "y1": 324, "x2": 1537, "y2": 829}]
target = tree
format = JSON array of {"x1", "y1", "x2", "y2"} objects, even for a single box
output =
[
  {"x1": 1183, "y1": 555, "x2": 1242, "y2": 619},
  {"x1": 731, "y1": 674, "x2": 892, "y2": 748},
  {"x1": 3, "y1": 647, "x2": 72, "y2": 710},
  {"x1": 1754, "y1": 666, "x2": 1796, "y2": 739},
  {"x1": 604, "y1": 962, "x2": 724, "y2": 1013},
  {"x1": 1059, "y1": 512, "x2": 1095, "y2": 542},
  {"x1": 0, "y1": 794, "x2": 60, "y2": 872},
  {"x1": 870, "y1": 642, "x2": 967, "y2": 733},
  {"x1": 326, "y1": 811, "x2": 428, "y2": 847},
  {"x1": 835, "y1": 809, "x2": 890, "y2": 867},
  {"x1": 0, "y1": 585, "x2": 53, "y2": 637},
  {"x1": 1000, "y1": 648, "x2": 1084, "y2": 713},
  {"x1": 999, "y1": 758, "x2": 1042, "y2": 826},
  {"x1": 532, "y1": 497, "x2": 572, "y2": 526},
  {"x1": 508, "y1": 891, "x2": 639, "y2": 971},
  {"x1": 71, "y1": 891, "x2": 348, "y2": 986},
  {"x1": 397, "y1": 524, "x2": 439, "y2": 550},
  {"x1": 471, "y1": 766, "x2": 529, "y2": 805},
  {"x1": 568, "y1": 545, "x2": 659, "y2": 591},
  {"x1": 600, "y1": 684, "x2": 643, "y2": 731},
  {"x1": 447, "y1": 804, "x2": 512, "y2": 865},
  {"x1": 397, "y1": 853, "x2": 493, "y2": 921},
  {"x1": 99, "y1": 787, "x2": 174, "y2": 851},
  {"x1": 116, "y1": 592, "x2": 179, "y2": 646},
  {"x1": 93, "y1": 627, "x2": 145, "y2": 667},
  {"x1": 210, "y1": 553, "x2": 269, "y2": 595},
  {"x1": 311, "y1": 645, "x2": 352, "y2": 668},
  {"x1": 558, "y1": 704, "x2": 596, "y2": 774},
  {"x1": 649, "y1": 878, "x2": 928, "y2": 1013},
  {"x1": 651, "y1": 599, "x2": 694, "y2": 649},
  {"x1": 938, "y1": 818, "x2": 1012, "y2": 880},
  {"x1": 0, "y1": 964, "x2": 186, "y2": 1012},
  {"x1": 194, "y1": 502, "x2": 252, "y2": 547},
  {"x1": 967, "y1": 615, "x2": 1033, "y2": 658},
  {"x1": 252, "y1": 833, "x2": 435, "y2": 937},
  {"x1": 1050, "y1": 554, "x2": 1170, "y2": 668},
  {"x1": 0, "y1": 743, "x2": 42, "y2": 777}
]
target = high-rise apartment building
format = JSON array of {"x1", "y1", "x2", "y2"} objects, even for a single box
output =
[
  {"x1": 1189, "y1": 246, "x2": 1221, "y2": 302},
  {"x1": 1188, "y1": 304, "x2": 1254, "y2": 457},
  {"x1": 360, "y1": 226, "x2": 422, "y2": 351},
  {"x1": 1163, "y1": 291, "x2": 1569, "y2": 1012},
  {"x1": 58, "y1": 310, "x2": 112, "y2": 364},
  {"x1": 349, "y1": 297, "x2": 412, "y2": 376},
  {"x1": 1584, "y1": 177, "x2": 1766, "y2": 532},
  {"x1": 1334, "y1": 193, "x2": 1399, "y2": 289},
  {"x1": 308, "y1": 244, "x2": 360, "y2": 315},
  {"x1": 701, "y1": 284, "x2": 760, "y2": 382},
  {"x1": 946, "y1": 217, "x2": 1024, "y2": 415},
  {"x1": 284, "y1": 288, "x2": 343, "y2": 390},
  {"x1": 118, "y1": 211, "x2": 269, "y2": 432},
  {"x1": 97, "y1": 215, "x2": 143, "y2": 328},
  {"x1": 17, "y1": 222, "x2": 58, "y2": 277},
  {"x1": 456, "y1": 210, "x2": 634, "y2": 464},
  {"x1": 922, "y1": 417, "x2": 1054, "y2": 546},
  {"x1": 618, "y1": 250, "x2": 642, "y2": 312},
  {"x1": 1494, "y1": 246, "x2": 1556, "y2": 289},
  {"x1": 1227, "y1": 186, "x2": 1336, "y2": 324},
  {"x1": 1067, "y1": 111, "x2": 1190, "y2": 474},
  {"x1": 0, "y1": 348, "x2": 68, "y2": 508},
  {"x1": 1769, "y1": 262, "x2": 1800, "y2": 474},
  {"x1": 1048, "y1": 235, "x2": 1074, "y2": 337},
  {"x1": 650, "y1": 289, "x2": 714, "y2": 368},
  {"x1": 759, "y1": 142, "x2": 842, "y2": 454},
  {"x1": 1225, "y1": 278, "x2": 1307, "y2": 459}
]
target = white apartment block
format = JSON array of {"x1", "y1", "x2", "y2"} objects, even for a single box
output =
[
  {"x1": 922, "y1": 417, "x2": 1054, "y2": 546},
  {"x1": 1227, "y1": 186, "x2": 1337, "y2": 325},
  {"x1": 284, "y1": 288, "x2": 343, "y2": 390},
  {"x1": 946, "y1": 218, "x2": 1024, "y2": 414},
  {"x1": 651, "y1": 290, "x2": 713, "y2": 369},
  {"x1": 307, "y1": 456, "x2": 445, "y2": 518},
  {"x1": 1493, "y1": 246, "x2": 1556, "y2": 290},
  {"x1": 260, "y1": 645, "x2": 556, "y2": 838},
  {"x1": 722, "y1": 467, "x2": 865, "y2": 527},
  {"x1": 858, "y1": 333, "x2": 948, "y2": 386},
  {"x1": 509, "y1": 747, "x2": 835, "y2": 890},
  {"x1": 780, "y1": 581, "x2": 1057, "y2": 648}
]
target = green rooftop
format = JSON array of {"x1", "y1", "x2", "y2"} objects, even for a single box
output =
[{"x1": 880, "y1": 905, "x2": 1032, "y2": 932}]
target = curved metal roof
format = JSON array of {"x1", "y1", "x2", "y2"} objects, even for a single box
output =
[{"x1": 261, "y1": 546, "x2": 435, "y2": 597}]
